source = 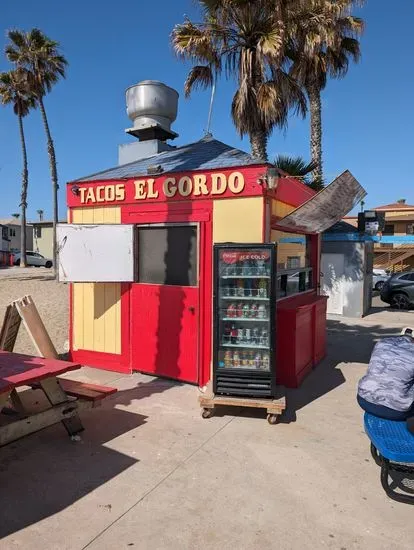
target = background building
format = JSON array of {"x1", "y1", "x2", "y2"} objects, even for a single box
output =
[
  {"x1": 0, "y1": 218, "x2": 33, "y2": 252},
  {"x1": 32, "y1": 220, "x2": 66, "y2": 259},
  {"x1": 344, "y1": 199, "x2": 414, "y2": 272}
]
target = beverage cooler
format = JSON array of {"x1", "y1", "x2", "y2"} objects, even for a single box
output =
[{"x1": 213, "y1": 243, "x2": 277, "y2": 398}]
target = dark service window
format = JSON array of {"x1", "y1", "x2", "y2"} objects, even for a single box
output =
[{"x1": 137, "y1": 226, "x2": 198, "y2": 286}]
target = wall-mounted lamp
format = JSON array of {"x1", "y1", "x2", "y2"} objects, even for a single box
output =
[
  {"x1": 71, "y1": 185, "x2": 80, "y2": 196},
  {"x1": 257, "y1": 167, "x2": 279, "y2": 190}
]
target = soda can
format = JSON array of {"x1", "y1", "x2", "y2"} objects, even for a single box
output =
[
  {"x1": 250, "y1": 303, "x2": 258, "y2": 318},
  {"x1": 252, "y1": 328, "x2": 260, "y2": 344}
]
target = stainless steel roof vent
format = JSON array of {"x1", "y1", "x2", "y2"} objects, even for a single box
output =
[{"x1": 125, "y1": 80, "x2": 179, "y2": 142}]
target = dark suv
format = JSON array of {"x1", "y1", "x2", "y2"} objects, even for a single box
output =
[{"x1": 380, "y1": 271, "x2": 414, "y2": 309}]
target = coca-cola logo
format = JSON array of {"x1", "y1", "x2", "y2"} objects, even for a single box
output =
[{"x1": 221, "y1": 250, "x2": 270, "y2": 263}]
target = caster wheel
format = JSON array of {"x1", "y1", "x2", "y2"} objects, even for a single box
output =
[
  {"x1": 267, "y1": 414, "x2": 278, "y2": 425},
  {"x1": 202, "y1": 408, "x2": 213, "y2": 419}
]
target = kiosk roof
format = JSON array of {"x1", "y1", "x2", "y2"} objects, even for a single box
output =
[{"x1": 74, "y1": 135, "x2": 261, "y2": 182}]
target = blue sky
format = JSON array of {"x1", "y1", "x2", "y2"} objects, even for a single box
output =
[{"x1": 0, "y1": 0, "x2": 412, "y2": 220}]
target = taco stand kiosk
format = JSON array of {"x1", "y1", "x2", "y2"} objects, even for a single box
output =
[{"x1": 58, "y1": 80, "x2": 363, "y2": 390}]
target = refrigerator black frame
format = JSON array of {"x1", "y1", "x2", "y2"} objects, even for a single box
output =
[{"x1": 213, "y1": 242, "x2": 277, "y2": 398}]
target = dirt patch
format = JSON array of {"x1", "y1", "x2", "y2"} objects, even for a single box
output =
[{"x1": 0, "y1": 268, "x2": 68, "y2": 355}]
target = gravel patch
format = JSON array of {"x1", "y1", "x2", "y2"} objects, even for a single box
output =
[{"x1": 0, "y1": 267, "x2": 68, "y2": 356}]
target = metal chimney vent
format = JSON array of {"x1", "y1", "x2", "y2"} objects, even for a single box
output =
[{"x1": 125, "y1": 80, "x2": 179, "y2": 142}]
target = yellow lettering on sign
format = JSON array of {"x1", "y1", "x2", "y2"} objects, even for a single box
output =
[
  {"x1": 85, "y1": 187, "x2": 96, "y2": 203},
  {"x1": 134, "y1": 180, "x2": 147, "y2": 200},
  {"x1": 178, "y1": 176, "x2": 192, "y2": 197},
  {"x1": 211, "y1": 173, "x2": 227, "y2": 195},
  {"x1": 79, "y1": 188, "x2": 87, "y2": 203},
  {"x1": 115, "y1": 184, "x2": 125, "y2": 201},
  {"x1": 228, "y1": 172, "x2": 245, "y2": 194},
  {"x1": 147, "y1": 179, "x2": 159, "y2": 199},
  {"x1": 105, "y1": 185, "x2": 115, "y2": 201},
  {"x1": 96, "y1": 186, "x2": 105, "y2": 202},
  {"x1": 163, "y1": 178, "x2": 177, "y2": 198},
  {"x1": 193, "y1": 174, "x2": 209, "y2": 196}
]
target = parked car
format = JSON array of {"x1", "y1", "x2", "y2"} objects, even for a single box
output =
[
  {"x1": 372, "y1": 268, "x2": 389, "y2": 291},
  {"x1": 13, "y1": 251, "x2": 53, "y2": 268},
  {"x1": 380, "y1": 271, "x2": 414, "y2": 309}
]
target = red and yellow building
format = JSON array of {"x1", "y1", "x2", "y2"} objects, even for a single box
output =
[{"x1": 66, "y1": 136, "x2": 327, "y2": 388}]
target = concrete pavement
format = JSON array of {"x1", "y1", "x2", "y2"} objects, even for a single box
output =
[{"x1": 0, "y1": 307, "x2": 413, "y2": 549}]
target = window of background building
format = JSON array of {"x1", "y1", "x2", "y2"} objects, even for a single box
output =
[
  {"x1": 383, "y1": 224, "x2": 395, "y2": 235},
  {"x1": 9, "y1": 228, "x2": 16, "y2": 237},
  {"x1": 34, "y1": 226, "x2": 42, "y2": 238},
  {"x1": 406, "y1": 223, "x2": 414, "y2": 235}
]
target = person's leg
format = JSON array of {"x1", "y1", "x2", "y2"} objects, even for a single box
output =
[{"x1": 357, "y1": 394, "x2": 409, "y2": 420}]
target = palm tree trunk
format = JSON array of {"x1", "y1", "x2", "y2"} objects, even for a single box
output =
[
  {"x1": 38, "y1": 96, "x2": 58, "y2": 273},
  {"x1": 249, "y1": 129, "x2": 268, "y2": 161},
  {"x1": 18, "y1": 112, "x2": 28, "y2": 268},
  {"x1": 307, "y1": 85, "x2": 323, "y2": 185}
]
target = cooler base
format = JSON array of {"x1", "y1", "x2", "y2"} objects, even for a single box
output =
[{"x1": 214, "y1": 370, "x2": 275, "y2": 398}]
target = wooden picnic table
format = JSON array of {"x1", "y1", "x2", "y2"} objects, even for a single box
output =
[{"x1": 0, "y1": 350, "x2": 84, "y2": 446}]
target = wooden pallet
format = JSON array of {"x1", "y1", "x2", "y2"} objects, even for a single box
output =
[{"x1": 199, "y1": 387, "x2": 286, "y2": 424}]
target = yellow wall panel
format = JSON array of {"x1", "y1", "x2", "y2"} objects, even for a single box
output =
[
  {"x1": 213, "y1": 197, "x2": 263, "y2": 243},
  {"x1": 70, "y1": 206, "x2": 122, "y2": 354},
  {"x1": 272, "y1": 200, "x2": 295, "y2": 218}
]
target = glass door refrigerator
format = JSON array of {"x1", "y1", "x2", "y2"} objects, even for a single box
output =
[{"x1": 213, "y1": 243, "x2": 277, "y2": 398}]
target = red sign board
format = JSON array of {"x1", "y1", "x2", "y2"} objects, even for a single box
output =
[{"x1": 67, "y1": 166, "x2": 265, "y2": 208}]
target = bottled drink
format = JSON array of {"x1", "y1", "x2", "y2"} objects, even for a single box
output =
[
  {"x1": 233, "y1": 351, "x2": 240, "y2": 367},
  {"x1": 261, "y1": 328, "x2": 269, "y2": 347},
  {"x1": 252, "y1": 328, "x2": 260, "y2": 344},
  {"x1": 242, "y1": 352, "x2": 249, "y2": 367},
  {"x1": 242, "y1": 304, "x2": 250, "y2": 318},
  {"x1": 237, "y1": 328, "x2": 244, "y2": 343},
  {"x1": 258, "y1": 304, "x2": 266, "y2": 319},
  {"x1": 258, "y1": 279, "x2": 267, "y2": 297},
  {"x1": 237, "y1": 303, "x2": 244, "y2": 318},
  {"x1": 230, "y1": 323, "x2": 238, "y2": 344},
  {"x1": 262, "y1": 353, "x2": 270, "y2": 370},
  {"x1": 237, "y1": 279, "x2": 244, "y2": 296},
  {"x1": 223, "y1": 323, "x2": 231, "y2": 343},
  {"x1": 250, "y1": 303, "x2": 258, "y2": 318},
  {"x1": 244, "y1": 328, "x2": 251, "y2": 343},
  {"x1": 226, "y1": 303, "x2": 237, "y2": 318},
  {"x1": 254, "y1": 352, "x2": 262, "y2": 369},
  {"x1": 224, "y1": 351, "x2": 232, "y2": 368}
]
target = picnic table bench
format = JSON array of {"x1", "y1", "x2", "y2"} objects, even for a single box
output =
[
  {"x1": 364, "y1": 412, "x2": 414, "y2": 505},
  {"x1": 0, "y1": 350, "x2": 116, "y2": 446}
]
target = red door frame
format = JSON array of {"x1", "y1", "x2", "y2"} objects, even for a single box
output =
[{"x1": 122, "y1": 201, "x2": 213, "y2": 387}]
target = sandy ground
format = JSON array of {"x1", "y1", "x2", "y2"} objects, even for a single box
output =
[
  {"x1": 1, "y1": 270, "x2": 414, "y2": 549},
  {"x1": 0, "y1": 267, "x2": 68, "y2": 355}
]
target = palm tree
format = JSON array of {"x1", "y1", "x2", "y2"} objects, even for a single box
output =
[
  {"x1": 36, "y1": 209, "x2": 44, "y2": 221},
  {"x1": 289, "y1": 0, "x2": 364, "y2": 183},
  {"x1": 5, "y1": 28, "x2": 68, "y2": 272},
  {"x1": 172, "y1": 0, "x2": 307, "y2": 161},
  {"x1": 274, "y1": 154, "x2": 320, "y2": 188},
  {"x1": 0, "y1": 69, "x2": 35, "y2": 267}
]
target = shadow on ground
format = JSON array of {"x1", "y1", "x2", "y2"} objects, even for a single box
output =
[
  {"x1": 0, "y1": 404, "x2": 147, "y2": 538},
  {"x1": 210, "y1": 318, "x2": 402, "y2": 424},
  {"x1": 0, "y1": 375, "x2": 183, "y2": 539}
]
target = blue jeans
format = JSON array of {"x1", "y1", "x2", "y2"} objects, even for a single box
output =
[{"x1": 357, "y1": 394, "x2": 414, "y2": 421}]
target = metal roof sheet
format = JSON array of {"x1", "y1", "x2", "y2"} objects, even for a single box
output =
[{"x1": 74, "y1": 135, "x2": 261, "y2": 182}]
